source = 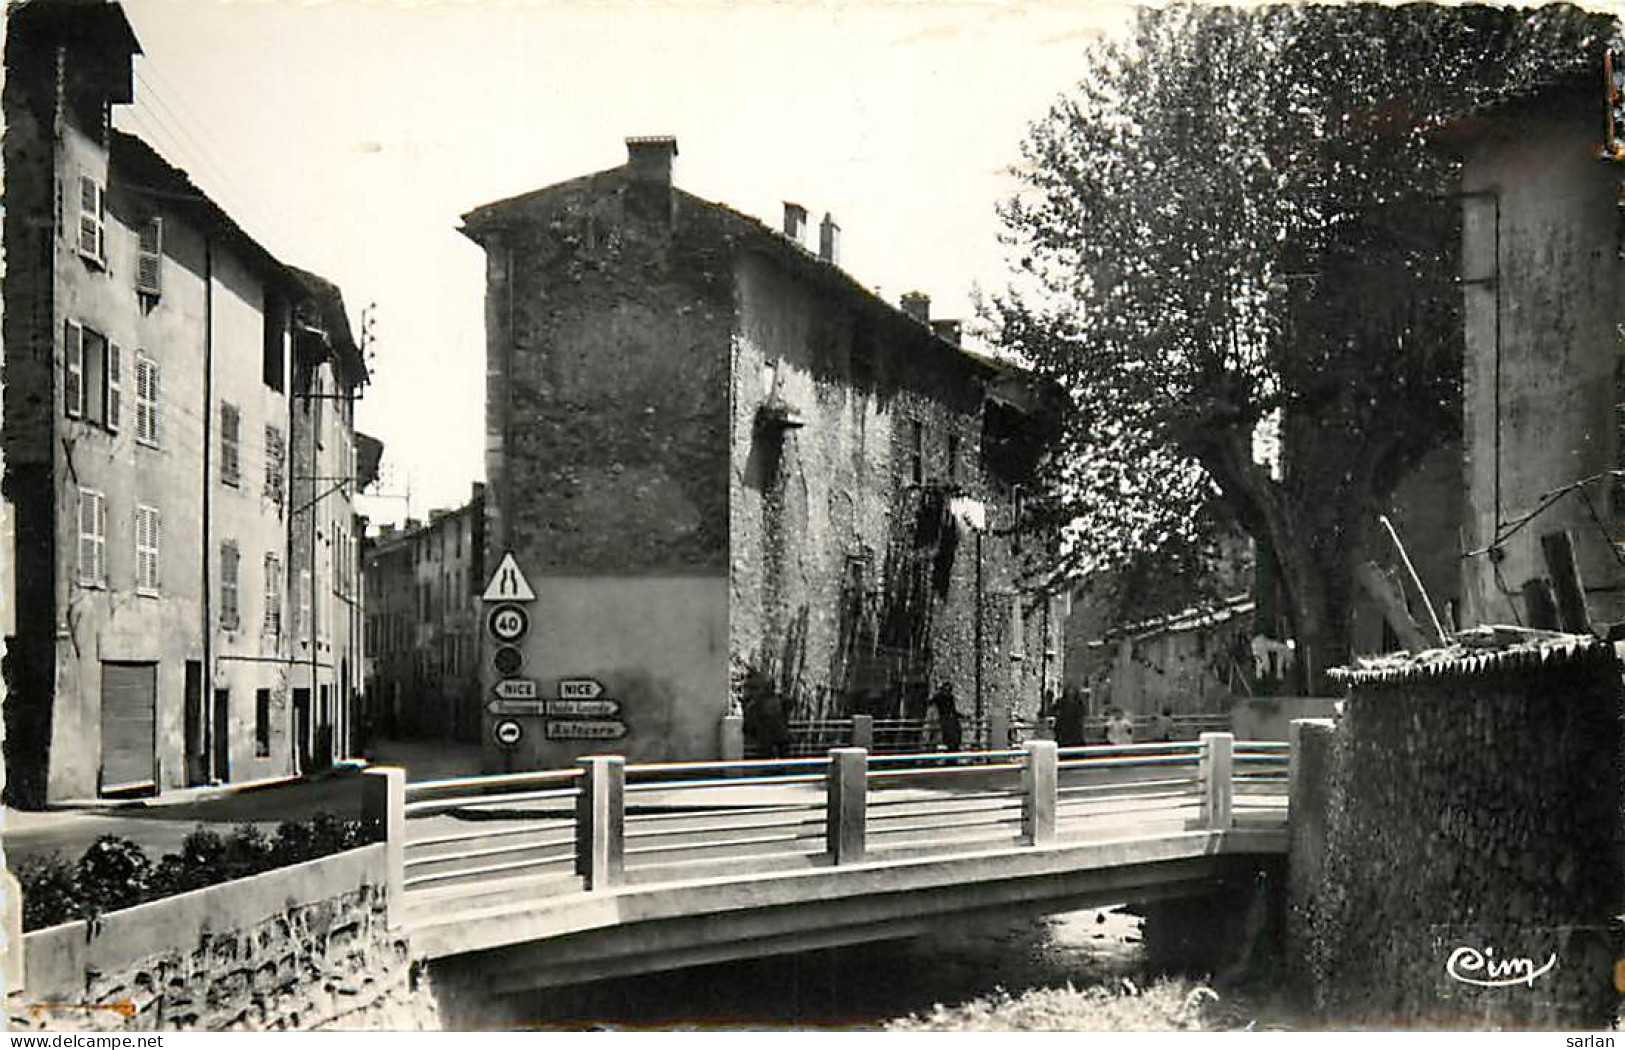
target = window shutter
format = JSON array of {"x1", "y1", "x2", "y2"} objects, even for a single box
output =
[
  {"x1": 148, "y1": 360, "x2": 162, "y2": 446},
  {"x1": 135, "y1": 355, "x2": 155, "y2": 444},
  {"x1": 264, "y1": 553, "x2": 282, "y2": 635},
  {"x1": 221, "y1": 403, "x2": 241, "y2": 486},
  {"x1": 136, "y1": 505, "x2": 159, "y2": 593},
  {"x1": 93, "y1": 491, "x2": 107, "y2": 587},
  {"x1": 77, "y1": 174, "x2": 102, "y2": 261},
  {"x1": 136, "y1": 217, "x2": 162, "y2": 296},
  {"x1": 64, "y1": 321, "x2": 84, "y2": 418},
  {"x1": 264, "y1": 426, "x2": 285, "y2": 507},
  {"x1": 221, "y1": 542, "x2": 240, "y2": 630},
  {"x1": 77, "y1": 489, "x2": 97, "y2": 586},
  {"x1": 105, "y1": 343, "x2": 122, "y2": 433}
]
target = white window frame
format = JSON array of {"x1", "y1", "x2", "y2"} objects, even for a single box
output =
[
  {"x1": 77, "y1": 488, "x2": 107, "y2": 588},
  {"x1": 135, "y1": 353, "x2": 161, "y2": 448},
  {"x1": 135, "y1": 504, "x2": 160, "y2": 595},
  {"x1": 77, "y1": 172, "x2": 106, "y2": 267}
]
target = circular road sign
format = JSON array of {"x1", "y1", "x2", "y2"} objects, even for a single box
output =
[
  {"x1": 493, "y1": 719, "x2": 524, "y2": 748},
  {"x1": 493, "y1": 645, "x2": 524, "y2": 676},
  {"x1": 487, "y1": 603, "x2": 529, "y2": 643}
]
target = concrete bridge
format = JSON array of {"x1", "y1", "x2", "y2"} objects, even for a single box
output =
[{"x1": 363, "y1": 735, "x2": 1292, "y2": 992}]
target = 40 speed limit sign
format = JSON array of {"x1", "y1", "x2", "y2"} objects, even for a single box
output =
[{"x1": 487, "y1": 604, "x2": 529, "y2": 643}]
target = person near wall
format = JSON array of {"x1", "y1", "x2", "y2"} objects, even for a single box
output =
[
  {"x1": 1153, "y1": 706, "x2": 1175, "y2": 743},
  {"x1": 1106, "y1": 707, "x2": 1135, "y2": 747},
  {"x1": 931, "y1": 681, "x2": 963, "y2": 754},
  {"x1": 742, "y1": 669, "x2": 789, "y2": 760},
  {"x1": 1055, "y1": 685, "x2": 1086, "y2": 746}
]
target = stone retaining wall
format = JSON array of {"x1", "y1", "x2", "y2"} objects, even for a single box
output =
[
  {"x1": 1288, "y1": 638, "x2": 1624, "y2": 1028},
  {"x1": 7, "y1": 844, "x2": 433, "y2": 1031}
]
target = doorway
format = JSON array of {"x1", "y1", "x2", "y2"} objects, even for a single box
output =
[
  {"x1": 184, "y1": 661, "x2": 207, "y2": 786},
  {"x1": 100, "y1": 662, "x2": 157, "y2": 795},
  {"x1": 293, "y1": 687, "x2": 311, "y2": 774},
  {"x1": 212, "y1": 688, "x2": 230, "y2": 783}
]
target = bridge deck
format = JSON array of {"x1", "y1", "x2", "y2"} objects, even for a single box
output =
[{"x1": 369, "y1": 736, "x2": 1292, "y2": 977}]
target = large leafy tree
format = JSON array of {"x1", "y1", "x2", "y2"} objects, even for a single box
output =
[{"x1": 995, "y1": 3, "x2": 1616, "y2": 688}]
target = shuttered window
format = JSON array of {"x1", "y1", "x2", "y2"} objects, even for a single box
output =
[
  {"x1": 64, "y1": 321, "x2": 85, "y2": 418},
  {"x1": 264, "y1": 553, "x2": 282, "y2": 635},
  {"x1": 77, "y1": 173, "x2": 105, "y2": 265},
  {"x1": 135, "y1": 504, "x2": 160, "y2": 595},
  {"x1": 221, "y1": 402, "x2": 241, "y2": 487},
  {"x1": 136, "y1": 217, "x2": 162, "y2": 296},
  {"x1": 77, "y1": 488, "x2": 107, "y2": 587},
  {"x1": 135, "y1": 354, "x2": 161, "y2": 447},
  {"x1": 220, "y1": 541, "x2": 240, "y2": 630},
  {"x1": 264, "y1": 426, "x2": 285, "y2": 508}
]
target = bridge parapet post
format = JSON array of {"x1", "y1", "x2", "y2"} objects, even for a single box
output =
[
  {"x1": 1199, "y1": 732, "x2": 1234, "y2": 831},
  {"x1": 575, "y1": 755, "x2": 626, "y2": 890},
  {"x1": 1021, "y1": 739, "x2": 1058, "y2": 846},
  {"x1": 1289, "y1": 717, "x2": 1334, "y2": 819},
  {"x1": 362, "y1": 766, "x2": 406, "y2": 930},
  {"x1": 850, "y1": 714, "x2": 874, "y2": 751},
  {"x1": 826, "y1": 747, "x2": 867, "y2": 864}
]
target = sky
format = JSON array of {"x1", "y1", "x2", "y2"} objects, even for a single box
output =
[{"x1": 108, "y1": 0, "x2": 1138, "y2": 529}]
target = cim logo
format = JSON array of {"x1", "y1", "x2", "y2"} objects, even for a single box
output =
[{"x1": 1445, "y1": 945, "x2": 1557, "y2": 988}]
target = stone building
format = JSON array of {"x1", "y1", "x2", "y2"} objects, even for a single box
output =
[
  {"x1": 1449, "y1": 68, "x2": 1625, "y2": 632},
  {"x1": 460, "y1": 137, "x2": 1058, "y2": 769},
  {"x1": 362, "y1": 484, "x2": 486, "y2": 744},
  {"x1": 1, "y1": 0, "x2": 368, "y2": 804}
]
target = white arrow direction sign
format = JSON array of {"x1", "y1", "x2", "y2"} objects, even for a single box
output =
[
  {"x1": 492, "y1": 678, "x2": 539, "y2": 700},
  {"x1": 481, "y1": 552, "x2": 537, "y2": 603},
  {"x1": 545, "y1": 720, "x2": 627, "y2": 741},
  {"x1": 558, "y1": 678, "x2": 605, "y2": 701},
  {"x1": 547, "y1": 698, "x2": 620, "y2": 718}
]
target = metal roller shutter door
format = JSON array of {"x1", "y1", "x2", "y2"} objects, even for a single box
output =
[{"x1": 101, "y1": 661, "x2": 156, "y2": 793}]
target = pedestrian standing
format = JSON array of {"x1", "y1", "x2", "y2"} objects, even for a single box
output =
[
  {"x1": 931, "y1": 681, "x2": 963, "y2": 754},
  {"x1": 1106, "y1": 707, "x2": 1134, "y2": 747}
]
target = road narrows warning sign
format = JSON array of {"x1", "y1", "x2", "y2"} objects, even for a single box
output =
[{"x1": 481, "y1": 552, "x2": 536, "y2": 603}]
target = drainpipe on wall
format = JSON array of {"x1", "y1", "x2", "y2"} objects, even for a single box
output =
[{"x1": 201, "y1": 238, "x2": 214, "y2": 787}]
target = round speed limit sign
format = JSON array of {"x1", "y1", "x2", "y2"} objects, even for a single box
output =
[
  {"x1": 493, "y1": 719, "x2": 524, "y2": 748},
  {"x1": 487, "y1": 604, "x2": 529, "y2": 643}
]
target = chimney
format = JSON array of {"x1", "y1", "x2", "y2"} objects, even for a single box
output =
[
  {"x1": 819, "y1": 212, "x2": 841, "y2": 265},
  {"x1": 900, "y1": 291, "x2": 931, "y2": 324},
  {"x1": 931, "y1": 319, "x2": 962, "y2": 346},
  {"x1": 625, "y1": 136, "x2": 678, "y2": 186},
  {"x1": 783, "y1": 202, "x2": 808, "y2": 245}
]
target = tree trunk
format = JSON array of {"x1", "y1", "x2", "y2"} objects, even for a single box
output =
[{"x1": 1197, "y1": 429, "x2": 1348, "y2": 694}]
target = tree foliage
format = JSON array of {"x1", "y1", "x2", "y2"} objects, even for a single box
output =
[{"x1": 994, "y1": 3, "x2": 1617, "y2": 681}]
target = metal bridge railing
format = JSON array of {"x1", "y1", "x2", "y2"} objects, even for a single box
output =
[{"x1": 365, "y1": 729, "x2": 1295, "y2": 931}]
